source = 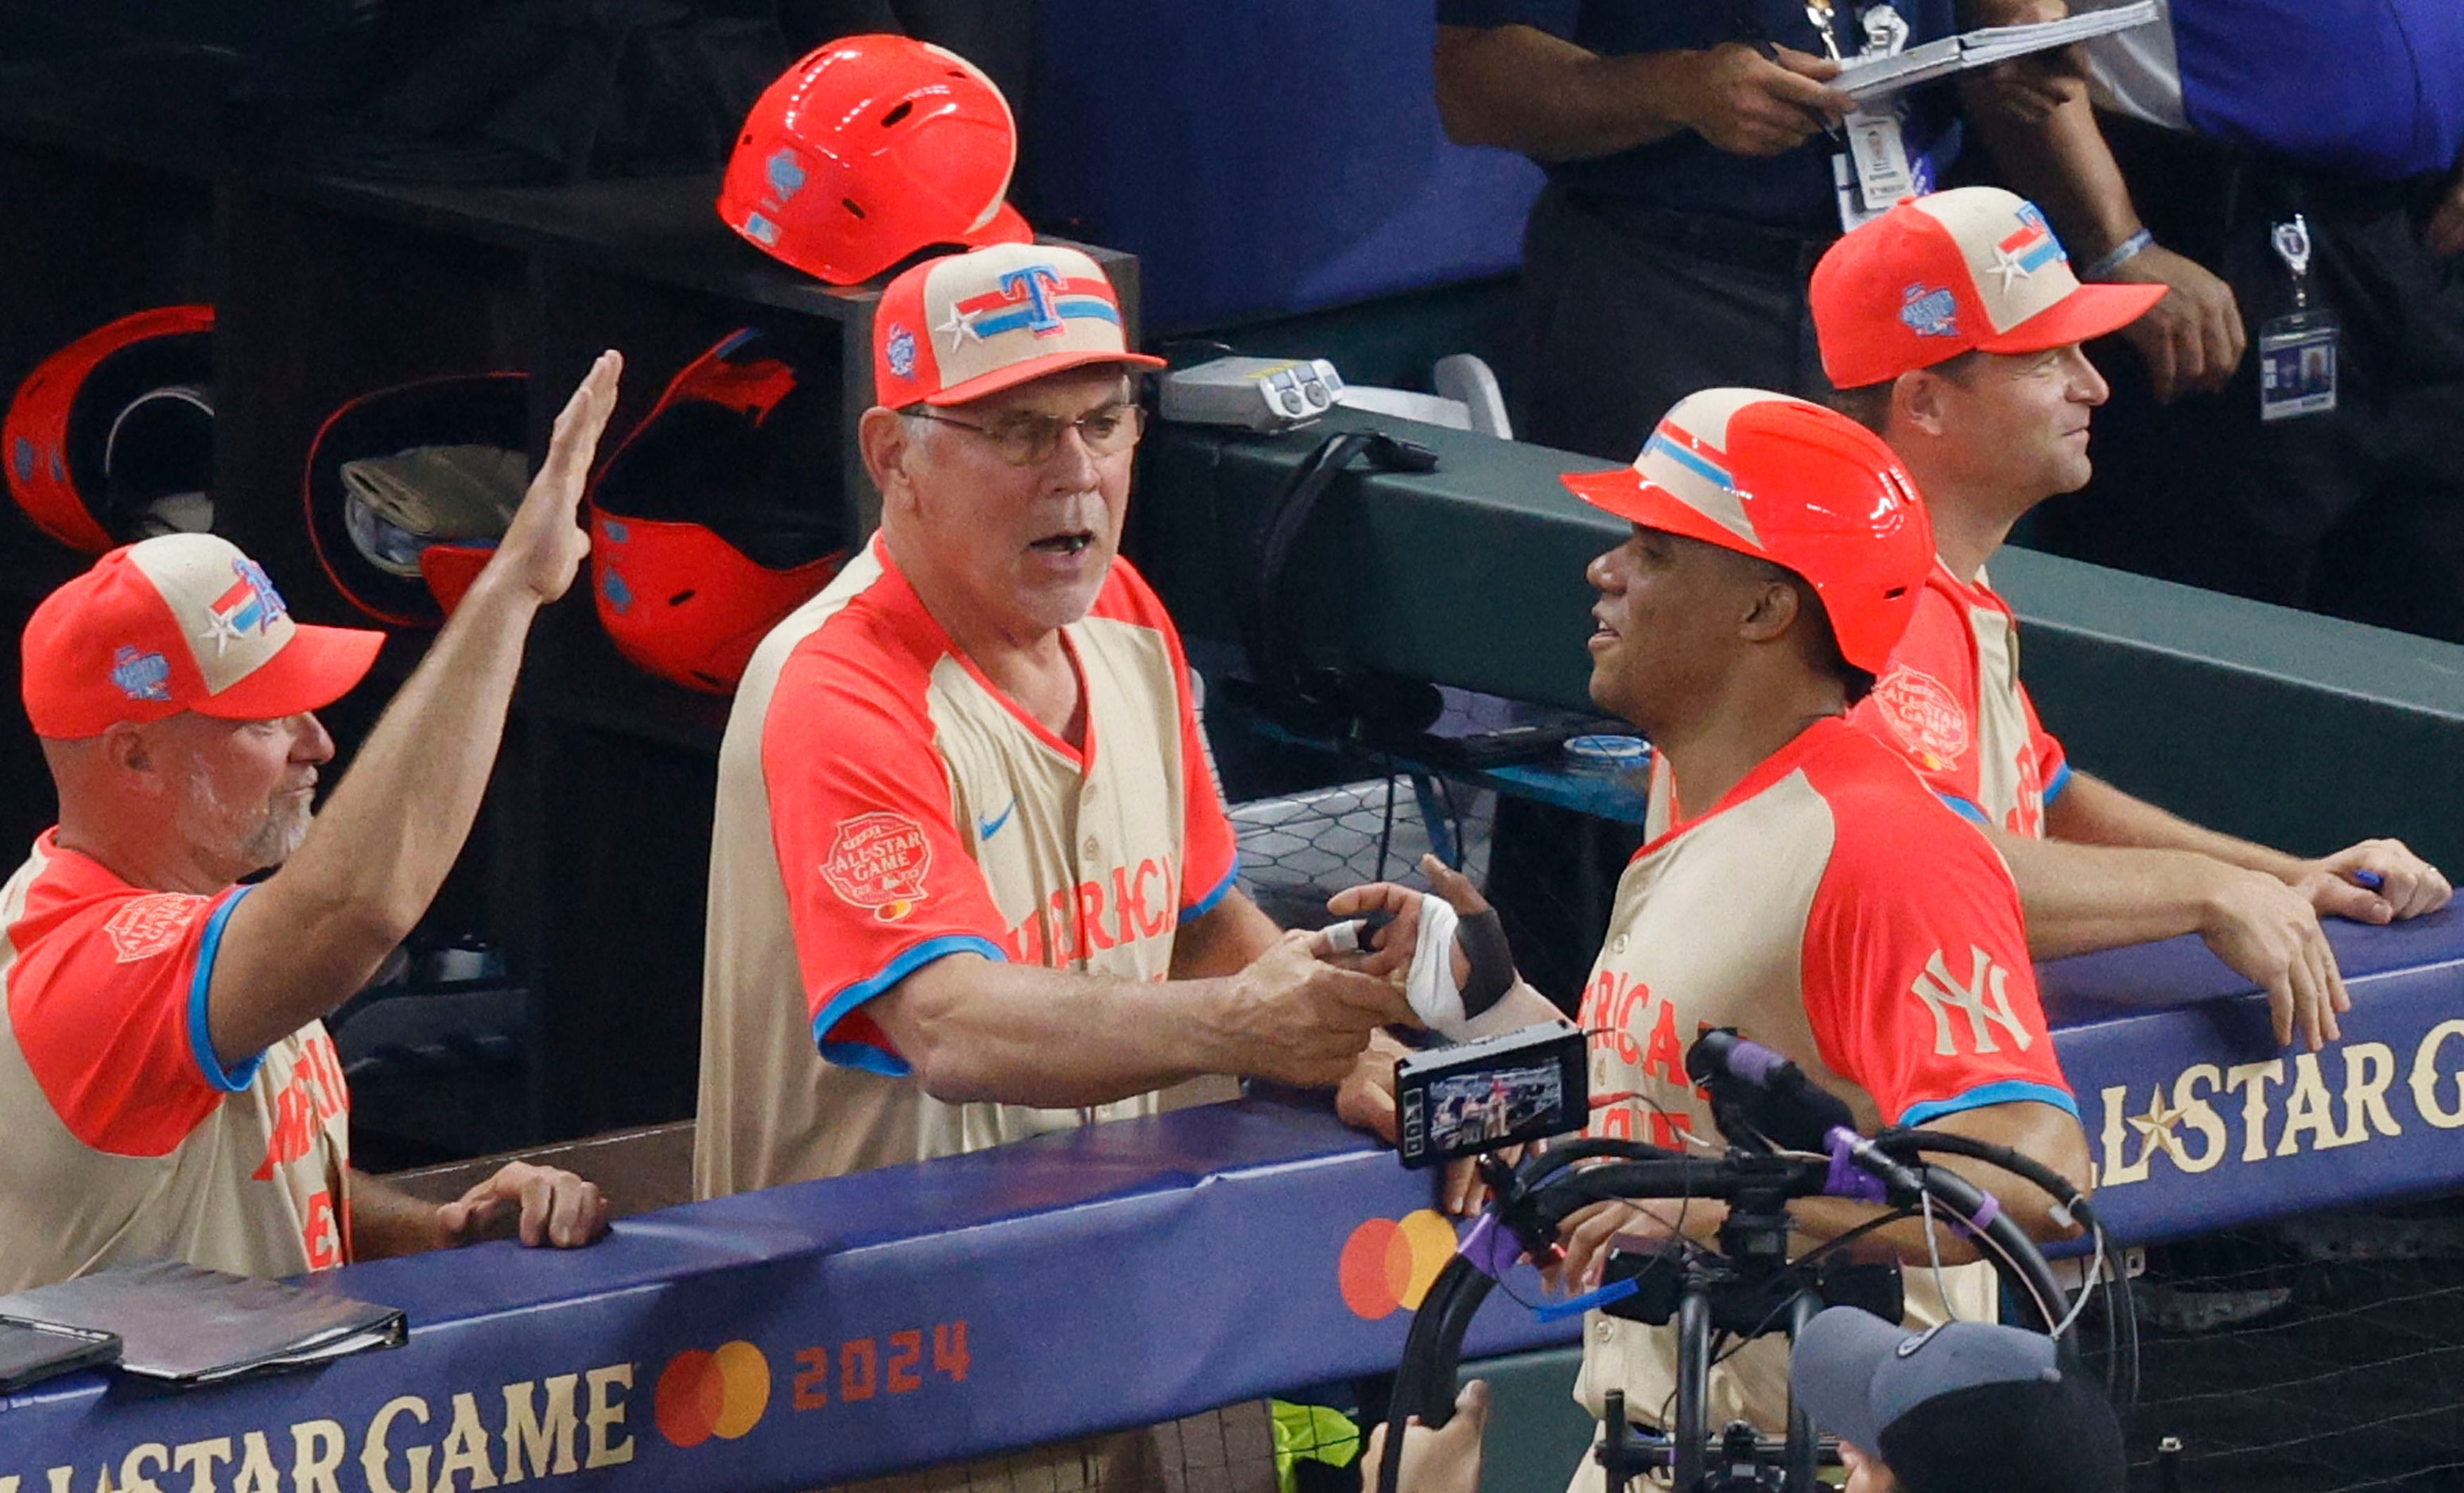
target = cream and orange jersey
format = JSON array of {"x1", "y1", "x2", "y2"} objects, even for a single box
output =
[
  {"x1": 1577, "y1": 719, "x2": 2075, "y2": 1435},
  {"x1": 0, "y1": 833, "x2": 351, "y2": 1291},
  {"x1": 1853, "y1": 560, "x2": 2070, "y2": 837},
  {"x1": 696, "y1": 537, "x2": 1240, "y2": 1196}
]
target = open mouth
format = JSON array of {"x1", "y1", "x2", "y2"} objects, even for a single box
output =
[{"x1": 1030, "y1": 531, "x2": 1095, "y2": 556}]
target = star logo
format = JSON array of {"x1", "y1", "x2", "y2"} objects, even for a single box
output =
[
  {"x1": 200, "y1": 606, "x2": 246, "y2": 655},
  {"x1": 1989, "y1": 246, "x2": 2032, "y2": 293},
  {"x1": 937, "y1": 301, "x2": 982, "y2": 351},
  {"x1": 2129, "y1": 1093, "x2": 2190, "y2": 1168}
]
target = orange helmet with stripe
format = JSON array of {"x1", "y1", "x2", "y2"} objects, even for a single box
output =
[{"x1": 1562, "y1": 388, "x2": 1934, "y2": 674}]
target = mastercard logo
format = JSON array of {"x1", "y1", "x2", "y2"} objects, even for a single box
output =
[
  {"x1": 655, "y1": 1340, "x2": 772, "y2": 1448},
  {"x1": 1338, "y1": 1210, "x2": 1459, "y2": 1319}
]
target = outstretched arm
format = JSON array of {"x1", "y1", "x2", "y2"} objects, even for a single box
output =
[
  {"x1": 866, "y1": 930, "x2": 1417, "y2": 1109},
  {"x1": 2048, "y1": 770, "x2": 2450, "y2": 923},
  {"x1": 204, "y1": 354, "x2": 623, "y2": 1064}
]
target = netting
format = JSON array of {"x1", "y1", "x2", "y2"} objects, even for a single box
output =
[{"x1": 2104, "y1": 1205, "x2": 2464, "y2": 1492}]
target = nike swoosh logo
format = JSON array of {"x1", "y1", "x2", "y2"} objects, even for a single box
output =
[{"x1": 976, "y1": 797, "x2": 1018, "y2": 840}]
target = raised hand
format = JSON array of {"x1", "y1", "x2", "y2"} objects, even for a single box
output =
[{"x1": 491, "y1": 351, "x2": 623, "y2": 604}]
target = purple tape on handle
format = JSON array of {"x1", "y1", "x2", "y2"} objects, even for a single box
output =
[
  {"x1": 1941, "y1": 1190, "x2": 2004, "y2": 1243},
  {"x1": 2354, "y1": 870, "x2": 2385, "y2": 890},
  {"x1": 1458, "y1": 1214, "x2": 1523, "y2": 1281},
  {"x1": 1825, "y1": 1127, "x2": 1888, "y2": 1204},
  {"x1": 1725, "y1": 1037, "x2": 1788, "y2": 1086}
]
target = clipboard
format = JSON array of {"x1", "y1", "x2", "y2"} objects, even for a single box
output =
[{"x1": 0, "y1": 1317, "x2": 121, "y2": 1394}]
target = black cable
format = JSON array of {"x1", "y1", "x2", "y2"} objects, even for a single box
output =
[
  {"x1": 1376, "y1": 757, "x2": 1398, "y2": 883},
  {"x1": 1433, "y1": 772, "x2": 1468, "y2": 873},
  {"x1": 1871, "y1": 1127, "x2": 2102, "y2": 1233}
]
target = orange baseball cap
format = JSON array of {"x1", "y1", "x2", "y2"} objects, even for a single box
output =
[
  {"x1": 22, "y1": 534, "x2": 382, "y2": 739},
  {"x1": 872, "y1": 242, "x2": 1163, "y2": 407},
  {"x1": 1810, "y1": 188, "x2": 2166, "y2": 390},
  {"x1": 1562, "y1": 389, "x2": 1934, "y2": 674}
]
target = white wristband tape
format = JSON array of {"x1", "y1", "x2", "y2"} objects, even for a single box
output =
[
  {"x1": 1405, "y1": 894, "x2": 1467, "y2": 1033},
  {"x1": 1403, "y1": 894, "x2": 1566, "y2": 1041}
]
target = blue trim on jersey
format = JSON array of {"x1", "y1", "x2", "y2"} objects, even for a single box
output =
[
  {"x1": 187, "y1": 886, "x2": 265, "y2": 1093},
  {"x1": 1183, "y1": 857, "x2": 1240, "y2": 921},
  {"x1": 1899, "y1": 1079, "x2": 2078, "y2": 1128},
  {"x1": 809, "y1": 935, "x2": 1009, "y2": 1076},
  {"x1": 2042, "y1": 760, "x2": 2073, "y2": 807},
  {"x1": 1936, "y1": 792, "x2": 1993, "y2": 828}
]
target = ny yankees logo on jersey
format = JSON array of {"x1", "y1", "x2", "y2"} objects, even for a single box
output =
[{"x1": 1910, "y1": 946, "x2": 2033, "y2": 1057}]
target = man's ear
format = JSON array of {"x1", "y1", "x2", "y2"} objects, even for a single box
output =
[
  {"x1": 1895, "y1": 368, "x2": 1951, "y2": 439},
  {"x1": 859, "y1": 405, "x2": 920, "y2": 512},
  {"x1": 1738, "y1": 574, "x2": 1802, "y2": 645},
  {"x1": 99, "y1": 722, "x2": 168, "y2": 797}
]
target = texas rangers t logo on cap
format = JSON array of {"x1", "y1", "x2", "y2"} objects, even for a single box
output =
[
  {"x1": 943, "y1": 263, "x2": 1124, "y2": 351},
  {"x1": 1990, "y1": 203, "x2": 2065, "y2": 290},
  {"x1": 875, "y1": 242, "x2": 1166, "y2": 406},
  {"x1": 203, "y1": 556, "x2": 286, "y2": 654}
]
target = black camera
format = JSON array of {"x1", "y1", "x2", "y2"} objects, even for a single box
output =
[{"x1": 1394, "y1": 1020, "x2": 1588, "y2": 1169}]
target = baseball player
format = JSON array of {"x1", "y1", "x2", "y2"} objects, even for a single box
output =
[
  {"x1": 1810, "y1": 188, "x2": 2452, "y2": 1052},
  {"x1": 1338, "y1": 390, "x2": 2090, "y2": 1452},
  {"x1": 0, "y1": 354, "x2": 624, "y2": 1291},
  {"x1": 695, "y1": 243, "x2": 1413, "y2": 1198}
]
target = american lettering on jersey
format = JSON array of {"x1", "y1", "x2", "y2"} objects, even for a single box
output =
[
  {"x1": 253, "y1": 1032, "x2": 349, "y2": 1181},
  {"x1": 1005, "y1": 855, "x2": 1180, "y2": 966},
  {"x1": 822, "y1": 812, "x2": 933, "y2": 922}
]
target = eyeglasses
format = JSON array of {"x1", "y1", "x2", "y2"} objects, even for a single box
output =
[{"x1": 905, "y1": 403, "x2": 1145, "y2": 467}]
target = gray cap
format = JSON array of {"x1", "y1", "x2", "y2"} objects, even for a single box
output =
[{"x1": 1791, "y1": 1309, "x2": 2125, "y2": 1493}]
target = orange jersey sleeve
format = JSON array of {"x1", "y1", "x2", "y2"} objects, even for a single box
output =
[
  {"x1": 1798, "y1": 769, "x2": 2075, "y2": 1127},
  {"x1": 760, "y1": 622, "x2": 1011, "y2": 1076},
  {"x1": 7, "y1": 855, "x2": 258, "y2": 1155}
]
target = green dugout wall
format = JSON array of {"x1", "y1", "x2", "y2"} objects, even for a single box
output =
[{"x1": 1131, "y1": 412, "x2": 2464, "y2": 875}]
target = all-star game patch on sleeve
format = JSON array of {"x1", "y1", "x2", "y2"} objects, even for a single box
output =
[
  {"x1": 1853, "y1": 580, "x2": 1989, "y2": 824},
  {"x1": 1799, "y1": 773, "x2": 2075, "y2": 1129},
  {"x1": 761, "y1": 642, "x2": 1010, "y2": 1076},
  {"x1": 8, "y1": 873, "x2": 259, "y2": 1156},
  {"x1": 1100, "y1": 562, "x2": 1239, "y2": 920}
]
